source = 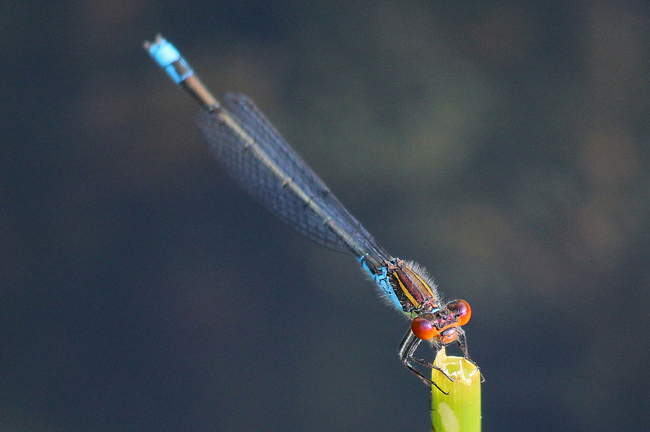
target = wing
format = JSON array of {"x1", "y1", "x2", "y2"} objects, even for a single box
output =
[{"x1": 195, "y1": 94, "x2": 391, "y2": 265}]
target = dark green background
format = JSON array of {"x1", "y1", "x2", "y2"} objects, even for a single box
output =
[{"x1": 2, "y1": 0, "x2": 649, "y2": 430}]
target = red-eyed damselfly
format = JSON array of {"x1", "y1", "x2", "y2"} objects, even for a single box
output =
[{"x1": 144, "y1": 35, "x2": 480, "y2": 393}]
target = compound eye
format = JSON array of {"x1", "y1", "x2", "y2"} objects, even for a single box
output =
[
  {"x1": 411, "y1": 316, "x2": 438, "y2": 340},
  {"x1": 456, "y1": 299, "x2": 472, "y2": 326}
]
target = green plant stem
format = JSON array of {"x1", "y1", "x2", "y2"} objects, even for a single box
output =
[{"x1": 430, "y1": 347, "x2": 481, "y2": 432}]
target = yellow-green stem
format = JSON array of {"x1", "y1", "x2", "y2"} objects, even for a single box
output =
[{"x1": 430, "y1": 347, "x2": 481, "y2": 432}]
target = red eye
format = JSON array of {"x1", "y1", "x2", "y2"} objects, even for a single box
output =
[
  {"x1": 411, "y1": 316, "x2": 438, "y2": 340},
  {"x1": 456, "y1": 300, "x2": 471, "y2": 326}
]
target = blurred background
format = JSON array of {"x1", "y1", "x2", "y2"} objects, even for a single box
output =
[{"x1": 2, "y1": 0, "x2": 649, "y2": 431}]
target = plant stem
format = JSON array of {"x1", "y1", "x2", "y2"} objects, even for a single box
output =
[{"x1": 430, "y1": 347, "x2": 481, "y2": 432}]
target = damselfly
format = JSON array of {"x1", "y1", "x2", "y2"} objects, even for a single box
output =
[{"x1": 144, "y1": 35, "x2": 479, "y2": 393}]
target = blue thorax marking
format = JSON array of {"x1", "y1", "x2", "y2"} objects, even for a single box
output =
[{"x1": 358, "y1": 257, "x2": 402, "y2": 310}]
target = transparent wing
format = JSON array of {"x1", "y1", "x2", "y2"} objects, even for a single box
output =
[{"x1": 195, "y1": 94, "x2": 390, "y2": 265}]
